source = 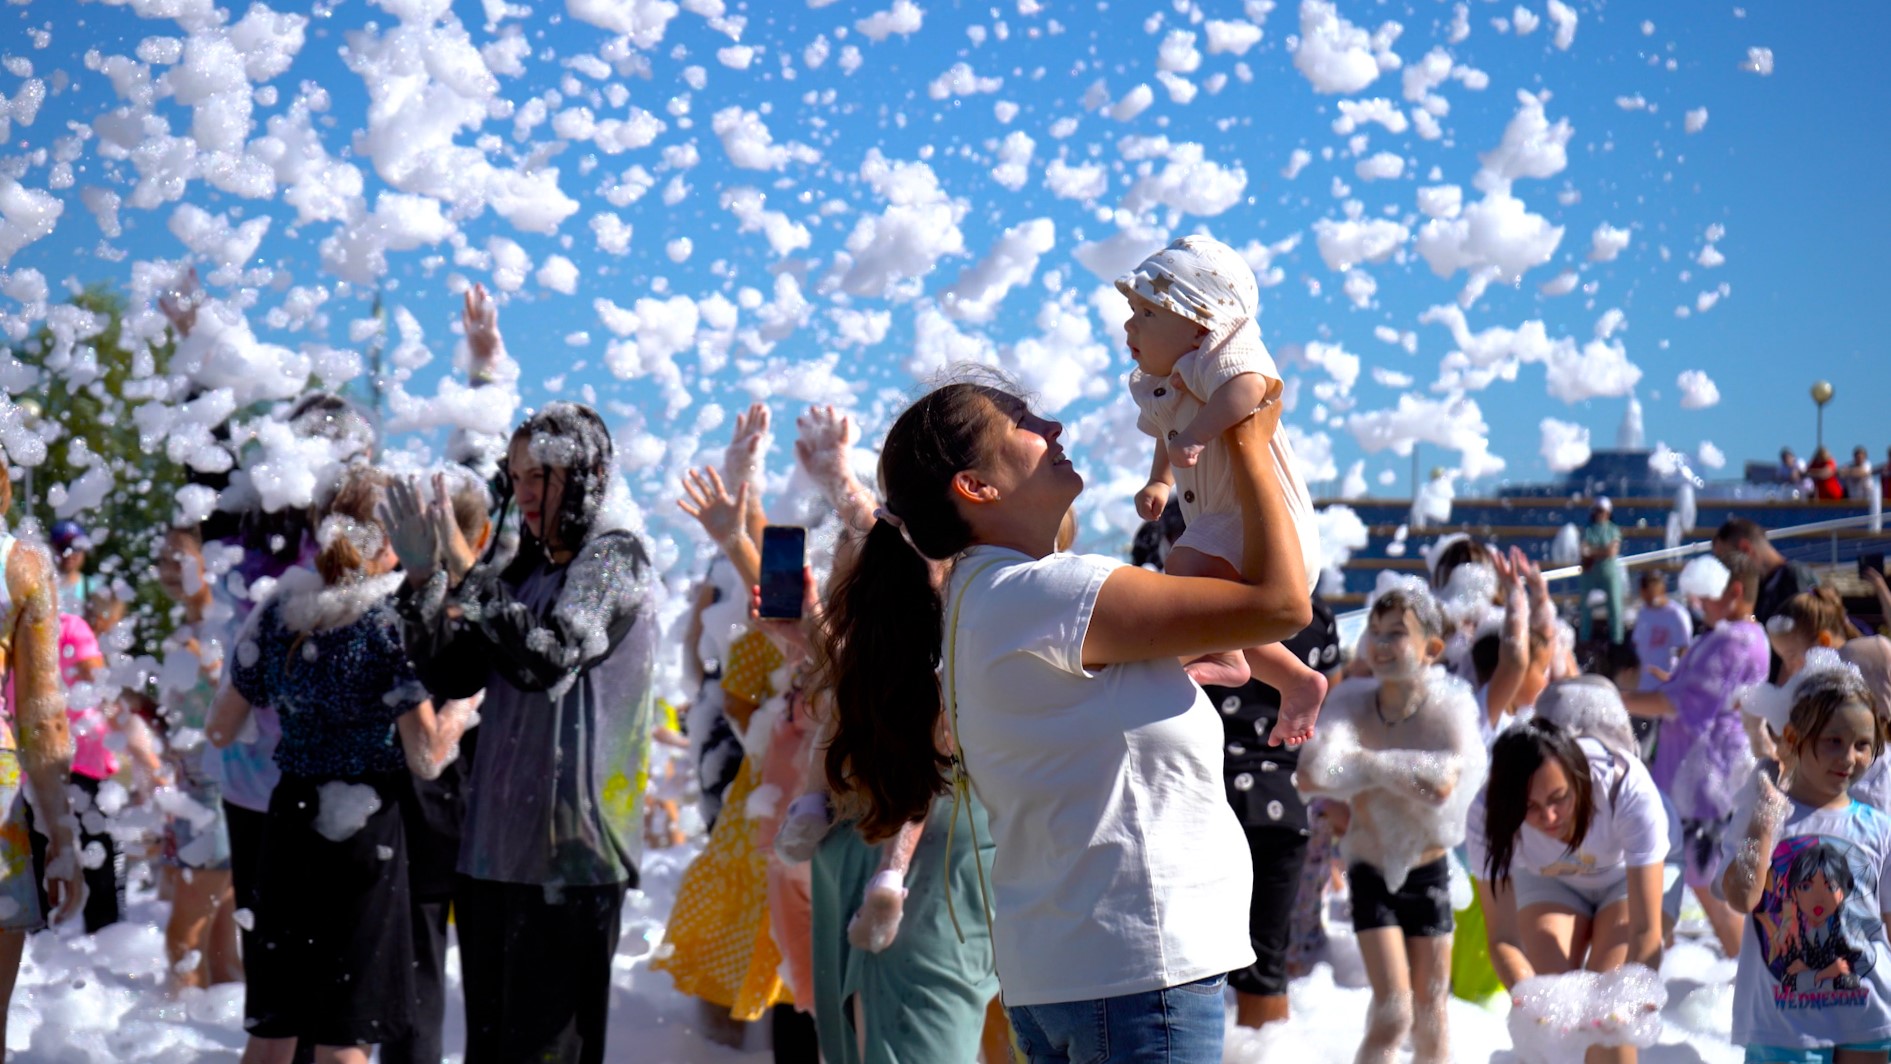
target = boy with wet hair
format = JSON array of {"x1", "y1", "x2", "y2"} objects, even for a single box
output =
[{"x1": 1295, "y1": 581, "x2": 1488, "y2": 1064}]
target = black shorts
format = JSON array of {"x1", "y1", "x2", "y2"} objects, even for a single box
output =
[{"x1": 1348, "y1": 857, "x2": 1454, "y2": 938}]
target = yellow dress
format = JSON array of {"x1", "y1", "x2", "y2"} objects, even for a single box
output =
[{"x1": 653, "y1": 632, "x2": 791, "y2": 1020}]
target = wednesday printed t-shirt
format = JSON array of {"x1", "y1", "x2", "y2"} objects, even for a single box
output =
[{"x1": 1723, "y1": 798, "x2": 1891, "y2": 1049}]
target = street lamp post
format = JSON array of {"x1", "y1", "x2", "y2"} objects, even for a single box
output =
[
  {"x1": 1811, "y1": 380, "x2": 1835, "y2": 452},
  {"x1": 14, "y1": 397, "x2": 39, "y2": 524}
]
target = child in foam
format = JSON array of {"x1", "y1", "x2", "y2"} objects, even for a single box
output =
[
  {"x1": 151, "y1": 524, "x2": 244, "y2": 992},
  {"x1": 1469, "y1": 681, "x2": 1671, "y2": 1064},
  {"x1": 1293, "y1": 582, "x2": 1488, "y2": 1064},
  {"x1": 1722, "y1": 653, "x2": 1891, "y2": 1064},
  {"x1": 1121, "y1": 235, "x2": 1327, "y2": 744}
]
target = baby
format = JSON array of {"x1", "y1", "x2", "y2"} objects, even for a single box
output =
[{"x1": 1120, "y1": 235, "x2": 1326, "y2": 738}]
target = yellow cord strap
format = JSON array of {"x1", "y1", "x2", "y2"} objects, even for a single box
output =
[
  {"x1": 942, "y1": 557, "x2": 1016, "y2": 1059},
  {"x1": 940, "y1": 558, "x2": 1005, "y2": 949}
]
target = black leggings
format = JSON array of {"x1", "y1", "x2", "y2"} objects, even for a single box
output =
[
  {"x1": 1229, "y1": 826, "x2": 1309, "y2": 997},
  {"x1": 456, "y1": 876, "x2": 627, "y2": 1064}
]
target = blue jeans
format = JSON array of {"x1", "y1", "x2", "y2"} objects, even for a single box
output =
[{"x1": 1007, "y1": 975, "x2": 1228, "y2": 1064}]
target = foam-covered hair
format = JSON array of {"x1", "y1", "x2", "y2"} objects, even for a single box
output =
[
  {"x1": 1743, "y1": 646, "x2": 1870, "y2": 736},
  {"x1": 1532, "y1": 674, "x2": 1640, "y2": 767},
  {"x1": 1366, "y1": 571, "x2": 1446, "y2": 638},
  {"x1": 1678, "y1": 554, "x2": 1729, "y2": 600}
]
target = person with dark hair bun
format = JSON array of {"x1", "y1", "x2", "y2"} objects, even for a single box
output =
[
  {"x1": 820, "y1": 373, "x2": 1309, "y2": 1063},
  {"x1": 383, "y1": 402, "x2": 659, "y2": 1064}
]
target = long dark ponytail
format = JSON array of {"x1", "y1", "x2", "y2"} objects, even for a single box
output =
[{"x1": 820, "y1": 382, "x2": 1006, "y2": 842}]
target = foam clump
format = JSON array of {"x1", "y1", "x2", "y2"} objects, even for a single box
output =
[
  {"x1": 313, "y1": 780, "x2": 382, "y2": 842},
  {"x1": 1507, "y1": 963, "x2": 1668, "y2": 1063},
  {"x1": 1678, "y1": 554, "x2": 1729, "y2": 600},
  {"x1": 1295, "y1": 670, "x2": 1487, "y2": 891}
]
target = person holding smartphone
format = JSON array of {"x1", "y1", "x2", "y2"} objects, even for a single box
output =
[{"x1": 383, "y1": 403, "x2": 660, "y2": 1064}]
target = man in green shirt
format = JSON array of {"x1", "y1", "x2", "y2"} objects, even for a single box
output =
[{"x1": 1579, "y1": 496, "x2": 1626, "y2": 645}]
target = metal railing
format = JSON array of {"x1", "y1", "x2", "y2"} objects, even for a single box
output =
[{"x1": 1333, "y1": 510, "x2": 1891, "y2": 647}]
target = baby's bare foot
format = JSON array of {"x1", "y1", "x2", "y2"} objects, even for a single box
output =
[
  {"x1": 1185, "y1": 651, "x2": 1250, "y2": 688},
  {"x1": 1267, "y1": 668, "x2": 1330, "y2": 747}
]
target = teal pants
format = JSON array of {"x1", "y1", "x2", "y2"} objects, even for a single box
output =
[{"x1": 1579, "y1": 565, "x2": 1625, "y2": 645}]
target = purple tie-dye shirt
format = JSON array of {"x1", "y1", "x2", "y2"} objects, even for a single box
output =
[{"x1": 1651, "y1": 619, "x2": 1769, "y2": 822}]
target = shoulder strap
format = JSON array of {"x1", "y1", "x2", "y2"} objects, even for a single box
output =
[{"x1": 939, "y1": 557, "x2": 1008, "y2": 949}]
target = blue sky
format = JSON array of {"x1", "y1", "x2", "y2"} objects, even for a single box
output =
[{"x1": 3, "y1": 0, "x2": 1888, "y2": 546}]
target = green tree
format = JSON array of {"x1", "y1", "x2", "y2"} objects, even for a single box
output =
[{"x1": 7, "y1": 285, "x2": 190, "y2": 654}]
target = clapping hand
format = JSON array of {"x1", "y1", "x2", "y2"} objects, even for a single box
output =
[
  {"x1": 381, "y1": 476, "x2": 442, "y2": 589},
  {"x1": 427, "y1": 472, "x2": 479, "y2": 585}
]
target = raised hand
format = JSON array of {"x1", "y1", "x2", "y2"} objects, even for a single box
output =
[
  {"x1": 379, "y1": 475, "x2": 441, "y2": 588},
  {"x1": 463, "y1": 282, "x2": 505, "y2": 373},
  {"x1": 677, "y1": 467, "x2": 750, "y2": 545},
  {"x1": 159, "y1": 267, "x2": 202, "y2": 338},
  {"x1": 793, "y1": 404, "x2": 858, "y2": 487},
  {"x1": 429, "y1": 472, "x2": 479, "y2": 584},
  {"x1": 724, "y1": 402, "x2": 772, "y2": 490}
]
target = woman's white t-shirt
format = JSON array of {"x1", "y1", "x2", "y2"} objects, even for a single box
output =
[
  {"x1": 945, "y1": 546, "x2": 1255, "y2": 1006},
  {"x1": 1466, "y1": 737, "x2": 1670, "y2": 887}
]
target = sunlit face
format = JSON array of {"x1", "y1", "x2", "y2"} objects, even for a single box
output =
[
  {"x1": 1524, "y1": 759, "x2": 1578, "y2": 841},
  {"x1": 155, "y1": 530, "x2": 205, "y2": 603},
  {"x1": 1638, "y1": 582, "x2": 1667, "y2": 608},
  {"x1": 1365, "y1": 606, "x2": 1437, "y2": 681},
  {"x1": 977, "y1": 392, "x2": 1082, "y2": 517},
  {"x1": 508, "y1": 436, "x2": 569, "y2": 547},
  {"x1": 1798, "y1": 698, "x2": 1879, "y2": 794},
  {"x1": 1122, "y1": 292, "x2": 1207, "y2": 377},
  {"x1": 1794, "y1": 869, "x2": 1844, "y2": 922}
]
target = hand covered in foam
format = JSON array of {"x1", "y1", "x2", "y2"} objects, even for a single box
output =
[
  {"x1": 379, "y1": 475, "x2": 441, "y2": 587},
  {"x1": 774, "y1": 791, "x2": 834, "y2": 864},
  {"x1": 724, "y1": 402, "x2": 772, "y2": 491},
  {"x1": 1507, "y1": 965, "x2": 1667, "y2": 1063},
  {"x1": 792, "y1": 404, "x2": 857, "y2": 489},
  {"x1": 847, "y1": 869, "x2": 907, "y2": 953},
  {"x1": 462, "y1": 282, "x2": 504, "y2": 370}
]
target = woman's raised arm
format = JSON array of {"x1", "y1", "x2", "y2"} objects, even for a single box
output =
[{"x1": 1083, "y1": 400, "x2": 1310, "y2": 668}]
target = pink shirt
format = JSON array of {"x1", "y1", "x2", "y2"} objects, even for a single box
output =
[{"x1": 4, "y1": 613, "x2": 118, "y2": 780}]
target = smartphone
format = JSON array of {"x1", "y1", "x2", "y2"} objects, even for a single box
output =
[
  {"x1": 758, "y1": 526, "x2": 807, "y2": 620},
  {"x1": 1862, "y1": 552, "x2": 1886, "y2": 581}
]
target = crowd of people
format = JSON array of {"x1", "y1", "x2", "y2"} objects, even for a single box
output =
[
  {"x1": 0, "y1": 236, "x2": 1888, "y2": 1064},
  {"x1": 1778, "y1": 446, "x2": 1891, "y2": 503}
]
